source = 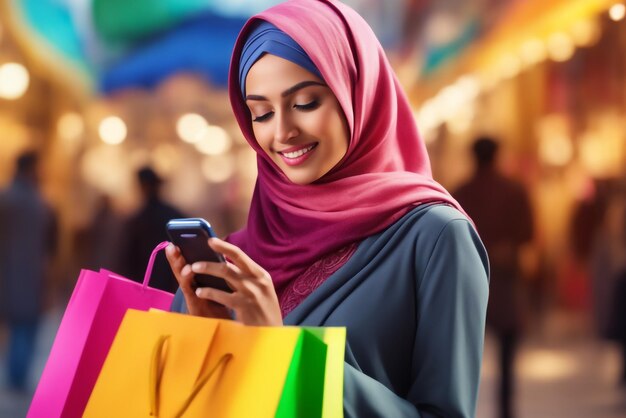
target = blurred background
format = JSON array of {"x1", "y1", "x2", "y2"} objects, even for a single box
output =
[{"x1": 1, "y1": 0, "x2": 626, "y2": 416}]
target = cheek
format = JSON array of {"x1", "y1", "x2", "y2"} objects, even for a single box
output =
[
  {"x1": 325, "y1": 111, "x2": 349, "y2": 154},
  {"x1": 314, "y1": 107, "x2": 342, "y2": 135},
  {"x1": 252, "y1": 124, "x2": 273, "y2": 154}
]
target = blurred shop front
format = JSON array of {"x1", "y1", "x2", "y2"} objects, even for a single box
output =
[
  {"x1": 409, "y1": 0, "x2": 626, "y2": 327},
  {"x1": 0, "y1": 1, "x2": 264, "y2": 295}
]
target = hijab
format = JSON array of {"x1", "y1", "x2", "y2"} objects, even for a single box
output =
[
  {"x1": 238, "y1": 21, "x2": 323, "y2": 97},
  {"x1": 227, "y1": 0, "x2": 464, "y2": 291}
]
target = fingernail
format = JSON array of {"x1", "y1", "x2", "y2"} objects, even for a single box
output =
[
  {"x1": 182, "y1": 265, "x2": 191, "y2": 275},
  {"x1": 195, "y1": 288, "x2": 202, "y2": 297},
  {"x1": 166, "y1": 243, "x2": 174, "y2": 254},
  {"x1": 191, "y1": 263, "x2": 201, "y2": 272}
]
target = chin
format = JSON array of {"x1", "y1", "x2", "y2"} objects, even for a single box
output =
[
  {"x1": 287, "y1": 175, "x2": 315, "y2": 185},
  {"x1": 283, "y1": 170, "x2": 322, "y2": 185}
]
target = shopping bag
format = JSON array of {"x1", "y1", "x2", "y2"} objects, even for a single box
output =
[
  {"x1": 306, "y1": 328, "x2": 346, "y2": 418},
  {"x1": 27, "y1": 242, "x2": 175, "y2": 418},
  {"x1": 84, "y1": 309, "x2": 345, "y2": 417}
]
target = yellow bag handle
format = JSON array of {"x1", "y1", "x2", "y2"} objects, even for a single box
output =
[{"x1": 149, "y1": 335, "x2": 233, "y2": 418}]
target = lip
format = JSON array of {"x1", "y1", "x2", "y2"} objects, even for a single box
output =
[{"x1": 277, "y1": 143, "x2": 318, "y2": 167}]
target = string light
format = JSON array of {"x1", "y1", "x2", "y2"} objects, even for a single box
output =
[
  {"x1": 570, "y1": 19, "x2": 601, "y2": 47},
  {"x1": 547, "y1": 32, "x2": 575, "y2": 62},
  {"x1": 499, "y1": 54, "x2": 522, "y2": 79},
  {"x1": 520, "y1": 38, "x2": 547, "y2": 67}
]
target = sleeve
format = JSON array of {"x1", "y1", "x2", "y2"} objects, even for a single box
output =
[
  {"x1": 170, "y1": 288, "x2": 189, "y2": 313},
  {"x1": 342, "y1": 218, "x2": 489, "y2": 418}
]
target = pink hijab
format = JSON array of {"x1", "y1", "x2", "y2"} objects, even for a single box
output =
[{"x1": 227, "y1": 0, "x2": 464, "y2": 291}]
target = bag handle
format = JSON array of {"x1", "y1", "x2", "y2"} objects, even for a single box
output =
[
  {"x1": 149, "y1": 334, "x2": 233, "y2": 417},
  {"x1": 150, "y1": 335, "x2": 169, "y2": 417},
  {"x1": 142, "y1": 241, "x2": 171, "y2": 289}
]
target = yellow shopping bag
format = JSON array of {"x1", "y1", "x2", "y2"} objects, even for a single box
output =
[
  {"x1": 307, "y1": 328, "x2": 346, "y2": 418},
  {"x1": 84, "y1": 309, "x2": 343, "y2": 417}
]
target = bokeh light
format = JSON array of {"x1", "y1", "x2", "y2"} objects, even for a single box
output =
[
  {"x1": 176, "y1": 113, "x2": 208, "y2": 143},
  {"x1": 499, "y1": 54, "x2": 522, "y2": 79},
  {"x1": 152, "y1": 143, "x2": 181, "y2": 176},
  {"x1": 570, "y1": 19, "x2": 601, "y2": 47},
  {"x1": 520, "y1": 38, "x2": 547, "y2": 67},
  {"x1": 519, "y1": 350, "x2": 578, "y2": 381},
  {"x1": 195, "y1": 125, "x2": 232, "y2": 155},
  {"x1": 80, "y1": 144, "x2": 132, "y2": 195},
  {"x1": 0, "y1": 62, "x2": 30, "y2": 100},
  {"x1": 98, "y1": 116, "x2": 127, "y2": 145},
  {"x1": 609, "y1": 3, "x2": 626, "y2": 21},
  {"x1": 537, "y1": 115, "x2": 573, "y2": 167},
  {"x1": 57, "y1": 112, "x2": 84, "y2": 142},
  {"x1": 547, "y1": 32, "x2": 575, "y2": 62},
  {"x1": 201, "y1": 154, "x2": 235, "y2": 183}
]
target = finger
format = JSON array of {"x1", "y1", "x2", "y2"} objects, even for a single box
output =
[
  {"x1": 177, "y1": 264, "x2": 196, "y2": 294},
  {"x1": 165, "y1": 243, "x2": 186, "y2": 273},
  {"x1": 208, "y1": 238, "x2": 268, "y2": 277},
  {"x1": 165, "y1": 244, "x2": 191, "y2": 292},
  {"x1": 191, "y1": 260, "x2": 241, "y2": 277},
  {"x1": 195, "y1": 286, "x2": 236, "y2": 309},
  {"x1": 191, "y1": 261, "x2": 242, "y2": 290}
]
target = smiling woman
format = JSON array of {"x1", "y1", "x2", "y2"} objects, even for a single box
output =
[
  {"x1": 167, "y1": 1, "x2": 489, "y2": 417},
  {"x1": 245, "y1": 54, "x2": 349, "y2": 185}
]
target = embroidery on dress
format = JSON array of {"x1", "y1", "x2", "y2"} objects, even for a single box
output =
[{"x1": 279, "y1": 243, "x2": 357, "y2": 317}]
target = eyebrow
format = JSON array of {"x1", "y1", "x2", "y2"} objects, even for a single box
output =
[{"x1": 245, "y1": 80, "x2": 326, "y2": 101}]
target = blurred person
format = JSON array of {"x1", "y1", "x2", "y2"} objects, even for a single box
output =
[
  {"x1": 80, "y1": 194, "x2": 124, "y2": 272},
  {"x1": 167, "y1": 1, "x2": 489, "y2": 416},
  {"x1": 610, "y1": 269, "x2": 626, "y2": 386},
  {"x1": 561, "y1": 180, "x2": 611, "y2": 311},
  {"x1": 454, "y1": 137, "x2": 534, "y2": 418},
  {"x1": 592, "y1": 185, "x2": 626, "y2": 386},
  {"x1": 119, "y1": 166, "x2": 186, "y2": 293},
  {"x1": 0, "y1": 151, "x2": 57, "y2": 392},
  {"x1": 590, "y1": 189, "x2": 625, "y2": 337}
]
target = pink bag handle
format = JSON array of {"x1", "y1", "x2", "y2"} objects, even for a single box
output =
[{"x1": 142, "y1": 241, "x2": 171, "y2": 289}]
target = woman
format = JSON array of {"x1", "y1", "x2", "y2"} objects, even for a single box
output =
[{"x1": 167, "y1": 0, "x2": 489, "y2": 416}]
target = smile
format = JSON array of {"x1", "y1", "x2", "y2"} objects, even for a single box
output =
[
  {"x1": 281, "y1": 144, "x2": 316, "y2": 158},
  {"x1": 277, "y1": 143, "x2": 318, "y2": 166}
]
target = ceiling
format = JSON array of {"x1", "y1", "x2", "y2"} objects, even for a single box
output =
[{"x1": 1, "y1": 0, "x2": 515, "y2": 94}]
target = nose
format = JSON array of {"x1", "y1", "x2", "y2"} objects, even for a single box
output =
[{"x1": 274, "y1": 110, "x2": 299, "y2": 144}]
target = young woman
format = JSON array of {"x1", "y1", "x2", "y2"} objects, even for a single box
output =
[{"x1": 167, "y1": 1, "x2": 489, "y2": 416}]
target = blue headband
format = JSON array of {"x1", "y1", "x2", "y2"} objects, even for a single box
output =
[{"x1": 239, "y1": 21, "x2": 323, "y2": 97}]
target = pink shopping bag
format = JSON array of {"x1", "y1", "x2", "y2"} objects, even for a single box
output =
[{"x1": 27, "y1": 242, "x2": 175, "y2": 418}]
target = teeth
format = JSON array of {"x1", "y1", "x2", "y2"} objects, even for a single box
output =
[{"x1": 282, "y1": 145, "x2": 315, "y2": 159}]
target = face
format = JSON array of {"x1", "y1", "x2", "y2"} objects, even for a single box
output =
[{"x1": 244, "y1": 54, "x2": 349, "y2": 185}]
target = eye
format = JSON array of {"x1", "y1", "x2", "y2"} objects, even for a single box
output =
[
  {"x1": 252, "y1": 111, "x2": 273, "y2": 123},
  {"x1": 294, "y1": 100, "x2": 320, "y2": 111}
]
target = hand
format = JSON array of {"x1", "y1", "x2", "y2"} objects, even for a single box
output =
[
  {"x1": 190, "y1": 238, "x2": 283, "y2": 326},
  {"x1": 165, "y1": 243, "x2": 231, "y2": 319}
]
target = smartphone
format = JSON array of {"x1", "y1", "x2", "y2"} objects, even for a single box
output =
[{"x1": 166, "y1": 218, "x2": 232, "y2": 292}]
